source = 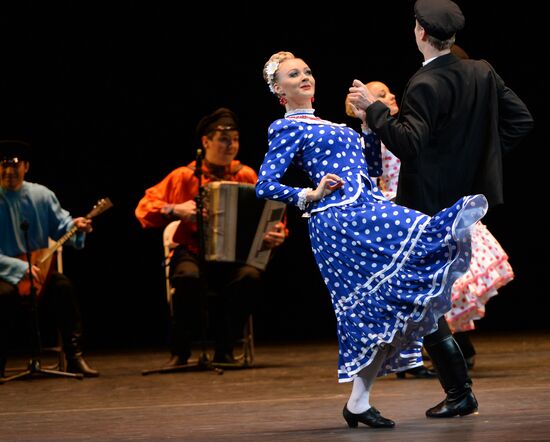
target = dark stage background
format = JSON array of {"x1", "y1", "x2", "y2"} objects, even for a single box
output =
[{"x1": 1, "y1": 2, "x2": 546, "y2": 349}]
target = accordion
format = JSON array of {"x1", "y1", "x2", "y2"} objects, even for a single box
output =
[{"x1": 204, "y1": 181, "x2": 286, "y2": 270}]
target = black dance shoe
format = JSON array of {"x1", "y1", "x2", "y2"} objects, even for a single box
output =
[
  {"x1": 396, "y1": 366, "x2": 438, "y2": 379},
  {"x1": 343, "y1": 404, "x2": 395, "y2": 428},
  {"x1": 426, "y1": 391, "x2": 478, "y2": 418}
]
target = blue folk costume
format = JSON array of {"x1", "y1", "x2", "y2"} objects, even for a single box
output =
[{"x1": 256, "y1": 109, "x2": 487, "y2": 382}]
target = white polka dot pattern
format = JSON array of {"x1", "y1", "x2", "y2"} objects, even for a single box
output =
[
  {"x1": 256, "y1": 112, "x2": 488, "y2": 382},
  {"x1": 377, "y1": 144, "x2": 514, "y2": 334}
]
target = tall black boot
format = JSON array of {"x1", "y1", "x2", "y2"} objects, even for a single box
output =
[
  {"x1": 424, "y1": 335, "x2": 478, "y2": 417},
  {"x1": 169, "y1": 281, "x2": 200, "y2": 364},
  {"x1": 213, "y1": 266, "x2": 260, "y2": 364},
  {"x1": 211, "y1": 293, "x2": 236, "y2": 364},
  {"x1": 52, "y1": 273, "x2": 99, "y2": 377},
  {"x1": 63, "y1": 328, "x2": 99, "y2": 377},
  {"x1": 0, "y1": 287, "x2": 18, "y2": 379},
  {"x1": 0, "y1": 320, "x2": 9, "y2": 378},
  {"x1": 165, "y1": 292, "x2": 193, "y2": 366}
]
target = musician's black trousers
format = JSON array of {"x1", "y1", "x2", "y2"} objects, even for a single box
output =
[
  {"x1": 169, "y1": 246, "x2": 262, "y2": 360},
  {"x1": 0, "y1": 272, "x2": 85, "y2": 363}
]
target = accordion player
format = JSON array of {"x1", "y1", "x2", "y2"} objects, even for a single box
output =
[{"x1": 204, "y1": 181, "x2": 286, "y2": 270}]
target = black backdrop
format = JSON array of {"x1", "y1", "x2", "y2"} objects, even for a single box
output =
[{"x1": 1, "y1": 1, "x2": 547, "y2": 349}]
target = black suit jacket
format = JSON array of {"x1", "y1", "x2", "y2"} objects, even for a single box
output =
[{"x1": 366, "y1": 53, "x2": 534, "y2": 215}]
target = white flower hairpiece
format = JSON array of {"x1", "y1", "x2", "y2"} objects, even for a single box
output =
[{"x1": 265, "y1": 61, "x2": 279, "y2": 94}]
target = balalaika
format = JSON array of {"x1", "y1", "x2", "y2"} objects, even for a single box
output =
[{"x1": 204, "y1": 181, "x2": 286, "y2": 270}]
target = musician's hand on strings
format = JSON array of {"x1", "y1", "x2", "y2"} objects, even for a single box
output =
[
  {"x1": 263, "y1": 222, "x2": 286, "y2": 249},
  {"x1": 308, "y1": 173, "x2": 345, "y2": 202},
  {"x1": 74, "y1": 217, "x2": 93, "y2": 233},
  {"x1": 24, "y1": 265, "x2": 44, "y2": 285}
]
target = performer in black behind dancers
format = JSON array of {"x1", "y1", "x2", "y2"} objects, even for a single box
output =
[{"x1": 349, "y1": 0, "x2": 533, "y2": 420}]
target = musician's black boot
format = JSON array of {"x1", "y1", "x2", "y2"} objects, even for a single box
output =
[
  {"x1": 424, "y1": 335, "x2": 478, "y2": 418},
  {"x1": 55, "y1": 277, "x2": 99, "y2": 377},
  {"x1": 62, "y1": 324, "x2": 99, "y2": 377},
  {"x1": 66, "y1": 352, "x2": 99, "y2": 377},
  {"x1": 212, "y1": 297, "x2": 236, "y2": 364},
  {"x1": 0, "y1": 289, "x2": 17, "y2": 379},
  {"x1": 169, "y1": 289, "x2": 195, "y2": 366}
]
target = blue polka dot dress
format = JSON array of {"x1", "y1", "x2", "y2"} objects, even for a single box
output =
[{"x1": 256, "y1": 109, "x2": 488, "y2": 382}]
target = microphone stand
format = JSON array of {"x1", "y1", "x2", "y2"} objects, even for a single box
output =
[
  {"x1": 193, "y1": 147, "x2": 215, "y2": 369},
  {"x1": 142, "y1": 148, "x2": 222, "y2": 376},
  {"x1": 1, "y1": 221, "x2": 83, "y2": 383}
]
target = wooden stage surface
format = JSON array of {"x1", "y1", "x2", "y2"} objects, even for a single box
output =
[{"x1": 1, "y1": 330, "x2": 549, "y2": 441}]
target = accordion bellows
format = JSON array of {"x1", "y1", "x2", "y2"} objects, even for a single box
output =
[{"x1": 205, "y1": 181, "x2": 286, "y2": 270}]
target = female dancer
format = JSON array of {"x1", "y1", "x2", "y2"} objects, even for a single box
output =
[{"x1": 256, "y1": 51, "x2": 487, "y2": 428}]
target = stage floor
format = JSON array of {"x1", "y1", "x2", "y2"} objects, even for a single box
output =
[{"x1": 1, "y1": 331, "x2": 550, "y2": 441}]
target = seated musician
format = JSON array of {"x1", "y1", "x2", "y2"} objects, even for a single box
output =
[
  {"x1": 0, "y1": 139, "x2": 99, "y2": 377},
  {"x1": 135, "y1": 108, "x2": 287, "y2": 366}
]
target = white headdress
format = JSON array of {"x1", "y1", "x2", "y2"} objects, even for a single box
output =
[{"x1": 265, "y1": 61, "x2": 279, "y2": 94}]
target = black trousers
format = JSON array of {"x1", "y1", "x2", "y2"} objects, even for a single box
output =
[
  {"x1": 169, "y1": 246, "x2": 262, "y2": 359},
  {"x1": 0, "y1": 272, "x2": 84, "y2": 360}
]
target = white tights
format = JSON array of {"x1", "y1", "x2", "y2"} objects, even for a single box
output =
[{"x1": 346, "y1": 347, "x2": 388, "y2": 414}]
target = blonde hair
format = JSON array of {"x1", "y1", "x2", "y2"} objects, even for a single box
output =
[
  {"x1": 262, "y1": 51, "x2": 295, "y2": 95},
  {"x1": 345, "y1": 94, "x2": 357, "y2": 118}
]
